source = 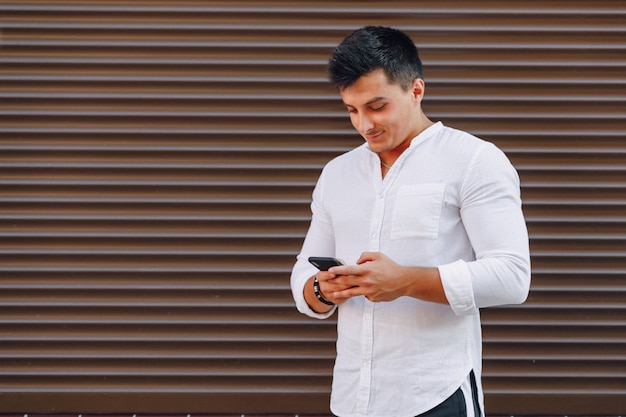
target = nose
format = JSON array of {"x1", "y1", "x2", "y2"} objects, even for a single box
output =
[{"x1": 355, "y1": 113, "x2": 374, "y2": 134}]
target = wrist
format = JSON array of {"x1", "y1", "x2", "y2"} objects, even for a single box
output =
[{"x1": 313, "y1": 275, "x2": 335, "y2": 306}]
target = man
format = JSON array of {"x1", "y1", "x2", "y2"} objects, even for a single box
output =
[{"x1": 290, "y1": 26, "x2": 531, "y2": 417}]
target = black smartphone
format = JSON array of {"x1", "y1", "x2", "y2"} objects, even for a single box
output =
[{"x1": 308, "y1": 256, "x2": 343, "y2": 271}]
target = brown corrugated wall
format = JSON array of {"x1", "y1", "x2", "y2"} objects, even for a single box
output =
[{"x1": 0, "y1": 1, "x2": 625, "y2": 415}]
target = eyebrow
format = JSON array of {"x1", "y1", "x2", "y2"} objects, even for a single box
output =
[{"x1": 343, "y1": 96, "x2": 386, "y2": 108}]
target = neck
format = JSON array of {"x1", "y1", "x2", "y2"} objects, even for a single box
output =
[{"x1": 379, "y1": 119, "x2": 435, "y2": 169}]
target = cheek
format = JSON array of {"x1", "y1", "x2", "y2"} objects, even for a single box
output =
[{"x1": 386, "y1": 108, "x2": 409, "y2": 132}]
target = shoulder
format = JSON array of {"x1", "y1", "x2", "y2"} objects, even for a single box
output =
[
  {"x1": 437, "y1": 124, "x2": 511, "y2": 165},
  {"x1": 439, "y1": 124, "x2": 486, "y2": 149}
]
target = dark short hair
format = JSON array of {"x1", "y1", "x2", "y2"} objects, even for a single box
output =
[{"x1": 327, "y1": 26, "x2": 423, "y2": 91}]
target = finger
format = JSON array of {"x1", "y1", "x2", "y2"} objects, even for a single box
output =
[
  {"x1": 315, "y1": 270, "x2": 336, "y2": 283},
  {"x1": 331, "y1": 291, "x2": 346, "y2": 300},
  {"x1": 328, "y1": 264, "x2": 353, "y2": 276},
  {"x1": 332, "y1": 274, "x2": 362, "y2": 290},
  {"x1": 356, "y1": 251, "x2": 379, "y2": 265},
  {"x1": 333, "y1": 285, "x2": 362, "y2": 300}
]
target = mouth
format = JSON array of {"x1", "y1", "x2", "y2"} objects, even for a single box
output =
[{"x1": 364, "y1": 131, "x2": 384, "y2": 142}]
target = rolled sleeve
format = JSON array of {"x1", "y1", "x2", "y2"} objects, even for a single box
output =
[{"x1": 439, "y1": 259, "x2": 478, "y2": 316}]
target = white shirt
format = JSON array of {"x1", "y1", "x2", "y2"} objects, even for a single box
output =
[{"x1": 291, "y1": 122, "x2": 531, "y2": 417}]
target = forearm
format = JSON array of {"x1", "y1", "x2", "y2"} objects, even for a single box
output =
[{"x1": 401, "y1": 266, "x2": 449, "y2": 304}]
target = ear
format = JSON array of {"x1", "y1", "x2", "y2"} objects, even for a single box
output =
[{"x1": 411, "y1": 78, "x2": 426, "y2": 102}]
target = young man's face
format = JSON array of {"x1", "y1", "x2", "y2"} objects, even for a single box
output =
[{"x1": 340, "y1": 69, "x2": 424, "y2": 157}]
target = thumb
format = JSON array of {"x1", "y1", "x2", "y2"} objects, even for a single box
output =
[{"x1": 356, "y1": 251, "x2": 379, "y2": 265}]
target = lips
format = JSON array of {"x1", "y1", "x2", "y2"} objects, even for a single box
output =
[{"x1": 365, "y1": 131, "x2": 384, "y2": 142}]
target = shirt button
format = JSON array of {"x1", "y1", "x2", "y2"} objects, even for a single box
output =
[{"x1": 364, "y1": 313, "x2": 372, "y2": 320}]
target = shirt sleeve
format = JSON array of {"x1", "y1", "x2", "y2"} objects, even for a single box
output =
[
  {"x1": 290, "y1": 174, "x2": 338, "y2": 319},
  {"x1": 439, "y1": 142, "x2": 531, "y2": 316}
]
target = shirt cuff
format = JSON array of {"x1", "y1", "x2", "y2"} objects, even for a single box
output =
[
  {"x1": 295, "y1": 295, "x2": 337, "y2": 319},
  {"x1": 439, "y1": 259, "x2": 478, "y2": 316}
]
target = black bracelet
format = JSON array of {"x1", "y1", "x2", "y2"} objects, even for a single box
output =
[{"x1": 313, "y1": 275, "x2": 335, "y2": 306}]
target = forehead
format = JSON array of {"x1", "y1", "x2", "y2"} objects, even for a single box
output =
[{"x1": 340, "y1": 69, "x2": 405, "y2": 106}]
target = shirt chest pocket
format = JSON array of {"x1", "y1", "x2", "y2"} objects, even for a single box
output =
[{"x1": 390, "y1": 183, "x2": 446, "y2": 240}]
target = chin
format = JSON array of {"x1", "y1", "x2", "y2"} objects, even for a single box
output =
[{"x1": 367, "y1": 142, "x2": 389, "y2": 153}]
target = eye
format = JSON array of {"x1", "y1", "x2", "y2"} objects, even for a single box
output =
[{"x1": 371, "y1": 104, "x2": 386, "y2": 111}]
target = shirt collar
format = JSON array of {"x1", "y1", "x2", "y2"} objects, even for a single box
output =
[
  {"x1": 408, "y1": 121, "x2": 444, "y2": 149},
  {"x1": 363, "y1": 121, "x2": 444, "y2": 156}
]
